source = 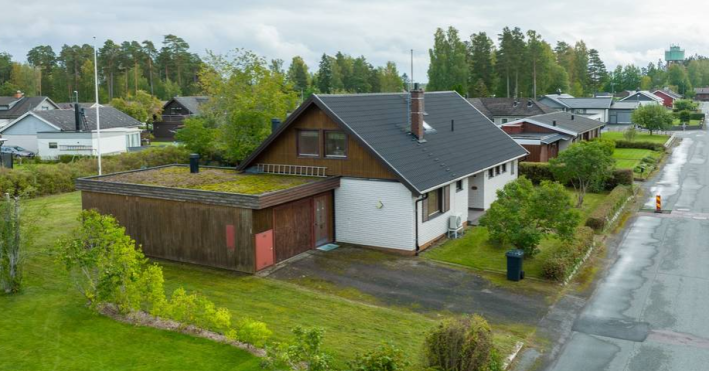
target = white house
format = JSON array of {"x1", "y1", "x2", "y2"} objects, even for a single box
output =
[
  {"x1": 537, "y1": 94, "x2": 612, "y2": 122},
  {"x1": 0, "y1": 106, "x2": 142, "y2": 159},
  {"x1": 238, "y1": 89, "x2": 527, "y2": 253}
]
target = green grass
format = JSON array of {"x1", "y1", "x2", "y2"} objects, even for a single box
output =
[
  {"x1": 424, "y1": 189, "x2": 606, "y2": 280},
  {"x1": 601, "y1": 131, "x2": 670, "y2": 144},
  {"x1": 672, "y1": 118, "x2": 702, "y2": 126},
  {"x1": 0, "y1": 193, "x2": 261, "y2": 370},
  {"x1": 612, "y1": 148, "x2": 661, "y2": 170},
  {"x1": 6, "y1": 192, "x2": 533, "y2": 369},
  {"x1": 100, "y1": 166, "x2": 318, "y2": 195}
]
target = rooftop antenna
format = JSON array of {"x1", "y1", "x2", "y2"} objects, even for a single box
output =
[
  {"x1": 93, "y1": 36, "x2": 102, "y2": 176},
  {"x1": 410, "y1": 49, "x2": 414, "y2": 92}
]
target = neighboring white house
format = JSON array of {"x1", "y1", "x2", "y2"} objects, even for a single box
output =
[
  {"x1": 468, "y1": 98, "x2": 559, "y2": 125},
  {"x1": 0, "y1": 106, "x2": 142, "y2": 159},
  {"x1": 238, "y1": 89, "x2": 528, "y2": 253}
]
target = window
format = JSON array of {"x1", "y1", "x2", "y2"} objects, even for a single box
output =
[
  {"x1": 488, "y1": 169, "x2": 494, "y2": 178},
  {"x1": 456, "y1": 180, "x2": 463, "y2": 192},
  {"x1": 324, "y1": 131, "x2": 347, "y2": 158},
  {"x1": 501, "y1": 118, "x2": 508, "y2": 124},
  {"x1": 496, "y1": 166, "x2": 501, "y2": 175},
  {"x1": 422, "y1": 185, "x2": 450, "y2": 222},
  {"x1": 297, "y1": 130, "x2": 320, "y2": 157},
  {"x1": 502, "y1": 163, "x2": 507, "y2": 173},
  {"x1": 48, "y1": 142, "x2": 57, "y2": 149}
]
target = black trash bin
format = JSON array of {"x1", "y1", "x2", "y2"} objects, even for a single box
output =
[{"x1": 506, "y1": 249, "x2": 525, "y2": 281}]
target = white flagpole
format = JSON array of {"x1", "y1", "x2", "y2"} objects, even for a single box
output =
[{"x1": 93, "y1": 36, "x2": 102, "y2": 175}]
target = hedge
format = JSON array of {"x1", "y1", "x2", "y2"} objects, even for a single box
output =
[
  {"x1": 613, "y1": 140, "x2": 665, "y2": 151},
  {"x1": 541, "y1": 226, "x2": 595, "y2": 281},
  {"x1": 690, "y1": 112, "x2": 706, "y2": 121},
  {"x1": 519, "y1": 162, "x2": 633, "y2": 190},
  {"x1": 0, "y1": 146, "x2": 190, "y2": 198},
  {"x1": 585, "y1": 185, "x2": 633, "y2": 232}
]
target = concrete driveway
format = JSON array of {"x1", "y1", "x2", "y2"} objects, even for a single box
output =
[
  {"x1": 544, "y1": 129, "x2": 709, "y2": 371},
  {"x1": 269, "y1": 246, "x2": 548, "y2": 325}
]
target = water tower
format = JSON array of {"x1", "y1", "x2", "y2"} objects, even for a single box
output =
[{"x1": 665, "y1": 45, "x2": 685, "y2": 65}]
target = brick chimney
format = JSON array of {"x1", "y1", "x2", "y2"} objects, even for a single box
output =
[
  {"x1": 410, "y1": 83, "x2": 424, "y2": 141},
  {"x1": 14, "y1": 90, "x2": 23, "y2": 99}
]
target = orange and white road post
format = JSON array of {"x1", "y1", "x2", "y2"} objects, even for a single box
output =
[{"x1": 655, "y1": 195, "x2": 662, "y2": 213}]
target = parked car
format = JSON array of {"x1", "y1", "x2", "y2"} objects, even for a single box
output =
[{"x1": 0, "y1": 145, "x2": 35, "y2": 158}]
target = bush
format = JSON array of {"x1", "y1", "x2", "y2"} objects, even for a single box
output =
[
  {"x1": 690, "y1": 112, "x2": 706, "y2": 121},
  {"x1": 540, "y1": 226, "x2": 595, "y2": 281},
  {"x1": 57, "y1": 211, "x2": 270, "y2": 347},
  {"x1": 519, "y1": 162, "x2": 633, "y2": 190},
  {"x1": 613, "y1": 140, "x2": 665, "y2": 151},
  {"x1": 423, "y1": 315, "x2": 498, "y2": 371},
  {"x1": 0, "y1": 146, "x2": 190, "y2": 198},
  {"x1": 265, "y1": 327, "x2": 332, "y2": 371},
  {"x1": 347, "y1": 343, "x2": 410, "y2": 371},
  {"x1": 585, "y1": 186, "x2": 633, "y2": 232}
]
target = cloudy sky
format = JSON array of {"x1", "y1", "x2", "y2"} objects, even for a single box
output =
[{"x1": 0, "y1": 0, "x2": 705, "y2": 81}]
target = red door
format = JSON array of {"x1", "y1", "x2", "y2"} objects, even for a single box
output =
[{"x1": 255, "y1": 230, "x2": 274, "y2": 271}]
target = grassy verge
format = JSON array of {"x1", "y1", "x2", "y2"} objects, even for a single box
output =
[
  {"x1": 1, "y1": 192, "x2": 527, "y2": 369},
  {"x1": 425, "y1": 190, "x2": 605, "y2": 280},
  {"x1": 672, "y1": 118, "x2": 702, "y2": 126},
  {"x1": 601, "y1": 131, "x2": 670, "y2": 144},
  {"x1": 612, "y1": 148, "x2": 661, "y2": 170}
]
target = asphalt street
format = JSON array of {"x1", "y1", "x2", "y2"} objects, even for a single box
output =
[{"x1": 546, "y1": 114, "x2": 709, "y2": 370}]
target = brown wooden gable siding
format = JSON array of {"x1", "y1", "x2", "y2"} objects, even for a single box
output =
[
  {"x1": 521, "y1": 121, "x2": 556, "y2": 133},
  {"x1": 251, "y1": 106, "x2": 396, "y2": 180},
  {"x1": 82, "y1": 191, "x2": 256, "y2": 273}
]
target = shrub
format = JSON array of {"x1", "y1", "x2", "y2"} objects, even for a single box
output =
[
  {"x1": 690, "y1": 112, "x2": 706, "y2": 121},
  {"x1": 237, "y1": 318, "x2": 272, "y2": 348},
  {"x1": 613, "y1": 140, "x2": 665, "y2": 151},
  {"x1": 0, "y1": 146, "x2": 190, "y2": 198},
  {"x1": 623, "y1": 126, "x2": 637, "y2": 142},
  {"x1": 585, "y1": 186, "x2": 633, "y2": 232},
  {"x1": 57, "y1": 211, "x2": 270, "y2": 347},
  {"x1": 423, "y1": 315, "x2": 496, "y2": 371},
  {"x1": 520, "y1": 162, "x2": 633, "y2": 190},
  {"x1": 540, "y1": 226, "x2": 595, "y2": 281},
  {"x1": 265, "y1": 327, "x2": 332, "y2": 371},
  {"x1": 347, "y1": 343, "x2": 410, "y2": 371}
]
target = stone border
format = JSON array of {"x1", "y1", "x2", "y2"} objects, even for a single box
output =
[
  {"x1": 504, "y1": 341, "x2": 525, "y2": 370},
  {"x1": 98, "y1": 304, "x2": 266, "y2": 358}
]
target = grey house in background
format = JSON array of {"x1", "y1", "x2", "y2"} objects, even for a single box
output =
[
  {"x1": 152, "y1": 96, "x2": 210, "y2": 141},
  {"x1": 619, "y1": 90, "x2": 665, "y2": 105},
  {"x1": 468, "y1": 98, "x2": 558, "y2": 125},
  {"x1": 0, "y1": 92, "x2": 59, "y2": 128},
  {"x1": 537, "y1": 94, "x2": 612, "y2": 122}
]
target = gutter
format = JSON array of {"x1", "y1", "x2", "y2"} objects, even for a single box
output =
[{"x1": 414, "y1": 195, "x2": 425, "y2": 255}]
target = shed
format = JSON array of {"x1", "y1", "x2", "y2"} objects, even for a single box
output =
[{"x1": 76, "y1": 165, "x2": 340, "y2": 273}]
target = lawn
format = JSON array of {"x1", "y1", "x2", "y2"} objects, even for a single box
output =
[
  {"x1": 672, "y1": 118, "x2": 702, "y2": 126},
  {"x1": 4, "y1": 192, "x2": 514, "y2": 370},
  {"x1": 424, "y1": 190, "x2": 606, "y2": 280},
  {"x1": 612, "y1": 148, "x2": 662, "y2": 171},
  {"x1": 601, "y1": 131, "x2": 670, "y2": 144}
]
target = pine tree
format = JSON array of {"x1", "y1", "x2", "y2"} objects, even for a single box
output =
[
  {"x1": 468, "y1": 32, "x2": 495, "y2": 97},
  {"x1": 427, "y1": 27, "x2": 468, "y2": 92},
  {"x1": 316, "y1": 54, "x2": 333, "y2": 93},
  {"x1": 587, "y1": 49, "x2": 607, "y2": 93},
  {"x1": 286, "y1": 56, "x2": 310, "y2": 93}
]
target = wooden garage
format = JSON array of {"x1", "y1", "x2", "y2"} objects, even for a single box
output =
[{"x1": 76, "y1": 165, "x2": 339, "y2": 273}]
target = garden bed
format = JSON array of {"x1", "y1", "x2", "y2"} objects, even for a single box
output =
[{"x1": 424, "y1": 189, "x2": 607, "y2": 281}]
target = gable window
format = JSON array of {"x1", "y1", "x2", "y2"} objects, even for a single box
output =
[
  {"x1": 456, "y1": 180, "x2": 463, "y2": 192},
  {"x1": 501, "y1": 118, "x2": 508, "y2": 124},
  {"x1": 422, "y1": 185, "x2": 450, "y2": 222},
  {"x1": 324, "y1": 131, "x2": 347, "y2": 158},
  {"x1": 297, "y1": 130, "x2": 320, "y2": 157}
]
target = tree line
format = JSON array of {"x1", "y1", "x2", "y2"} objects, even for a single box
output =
[{"x1": 427, "y1": 25, "x2": 709, "y2": 98}]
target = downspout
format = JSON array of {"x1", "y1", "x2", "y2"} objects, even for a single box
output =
[{"x1": 414, "y1": 195, "x2": 425, "y2": 256}]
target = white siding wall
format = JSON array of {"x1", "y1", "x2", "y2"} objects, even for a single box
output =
[
  {"x1": 37, "y1": 131, "x2": 128, "y2": 159},
  {"x1": 1, "y1": 135, "x2": 38, "y2": 153},
  {"x1": 335, "y1": 178, "x2": 415, "y2": 251},
  {"x1": 417, "y1": 179, "x2": 468, "y2": 247},
  {"x1": 468, "y1": 160, "x2": 519, "y2": 210},
  {"x1": 482, "y1": 160, "x2": 518, "y2": 209}
]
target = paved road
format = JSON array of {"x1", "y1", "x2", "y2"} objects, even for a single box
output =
[{"x1": 546, "y1": 128, "x2": 709, "y2": 370}]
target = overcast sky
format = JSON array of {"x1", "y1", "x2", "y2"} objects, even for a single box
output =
[{"x1": 0, "y1": 0, "x2": 705, "y2": 82}]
